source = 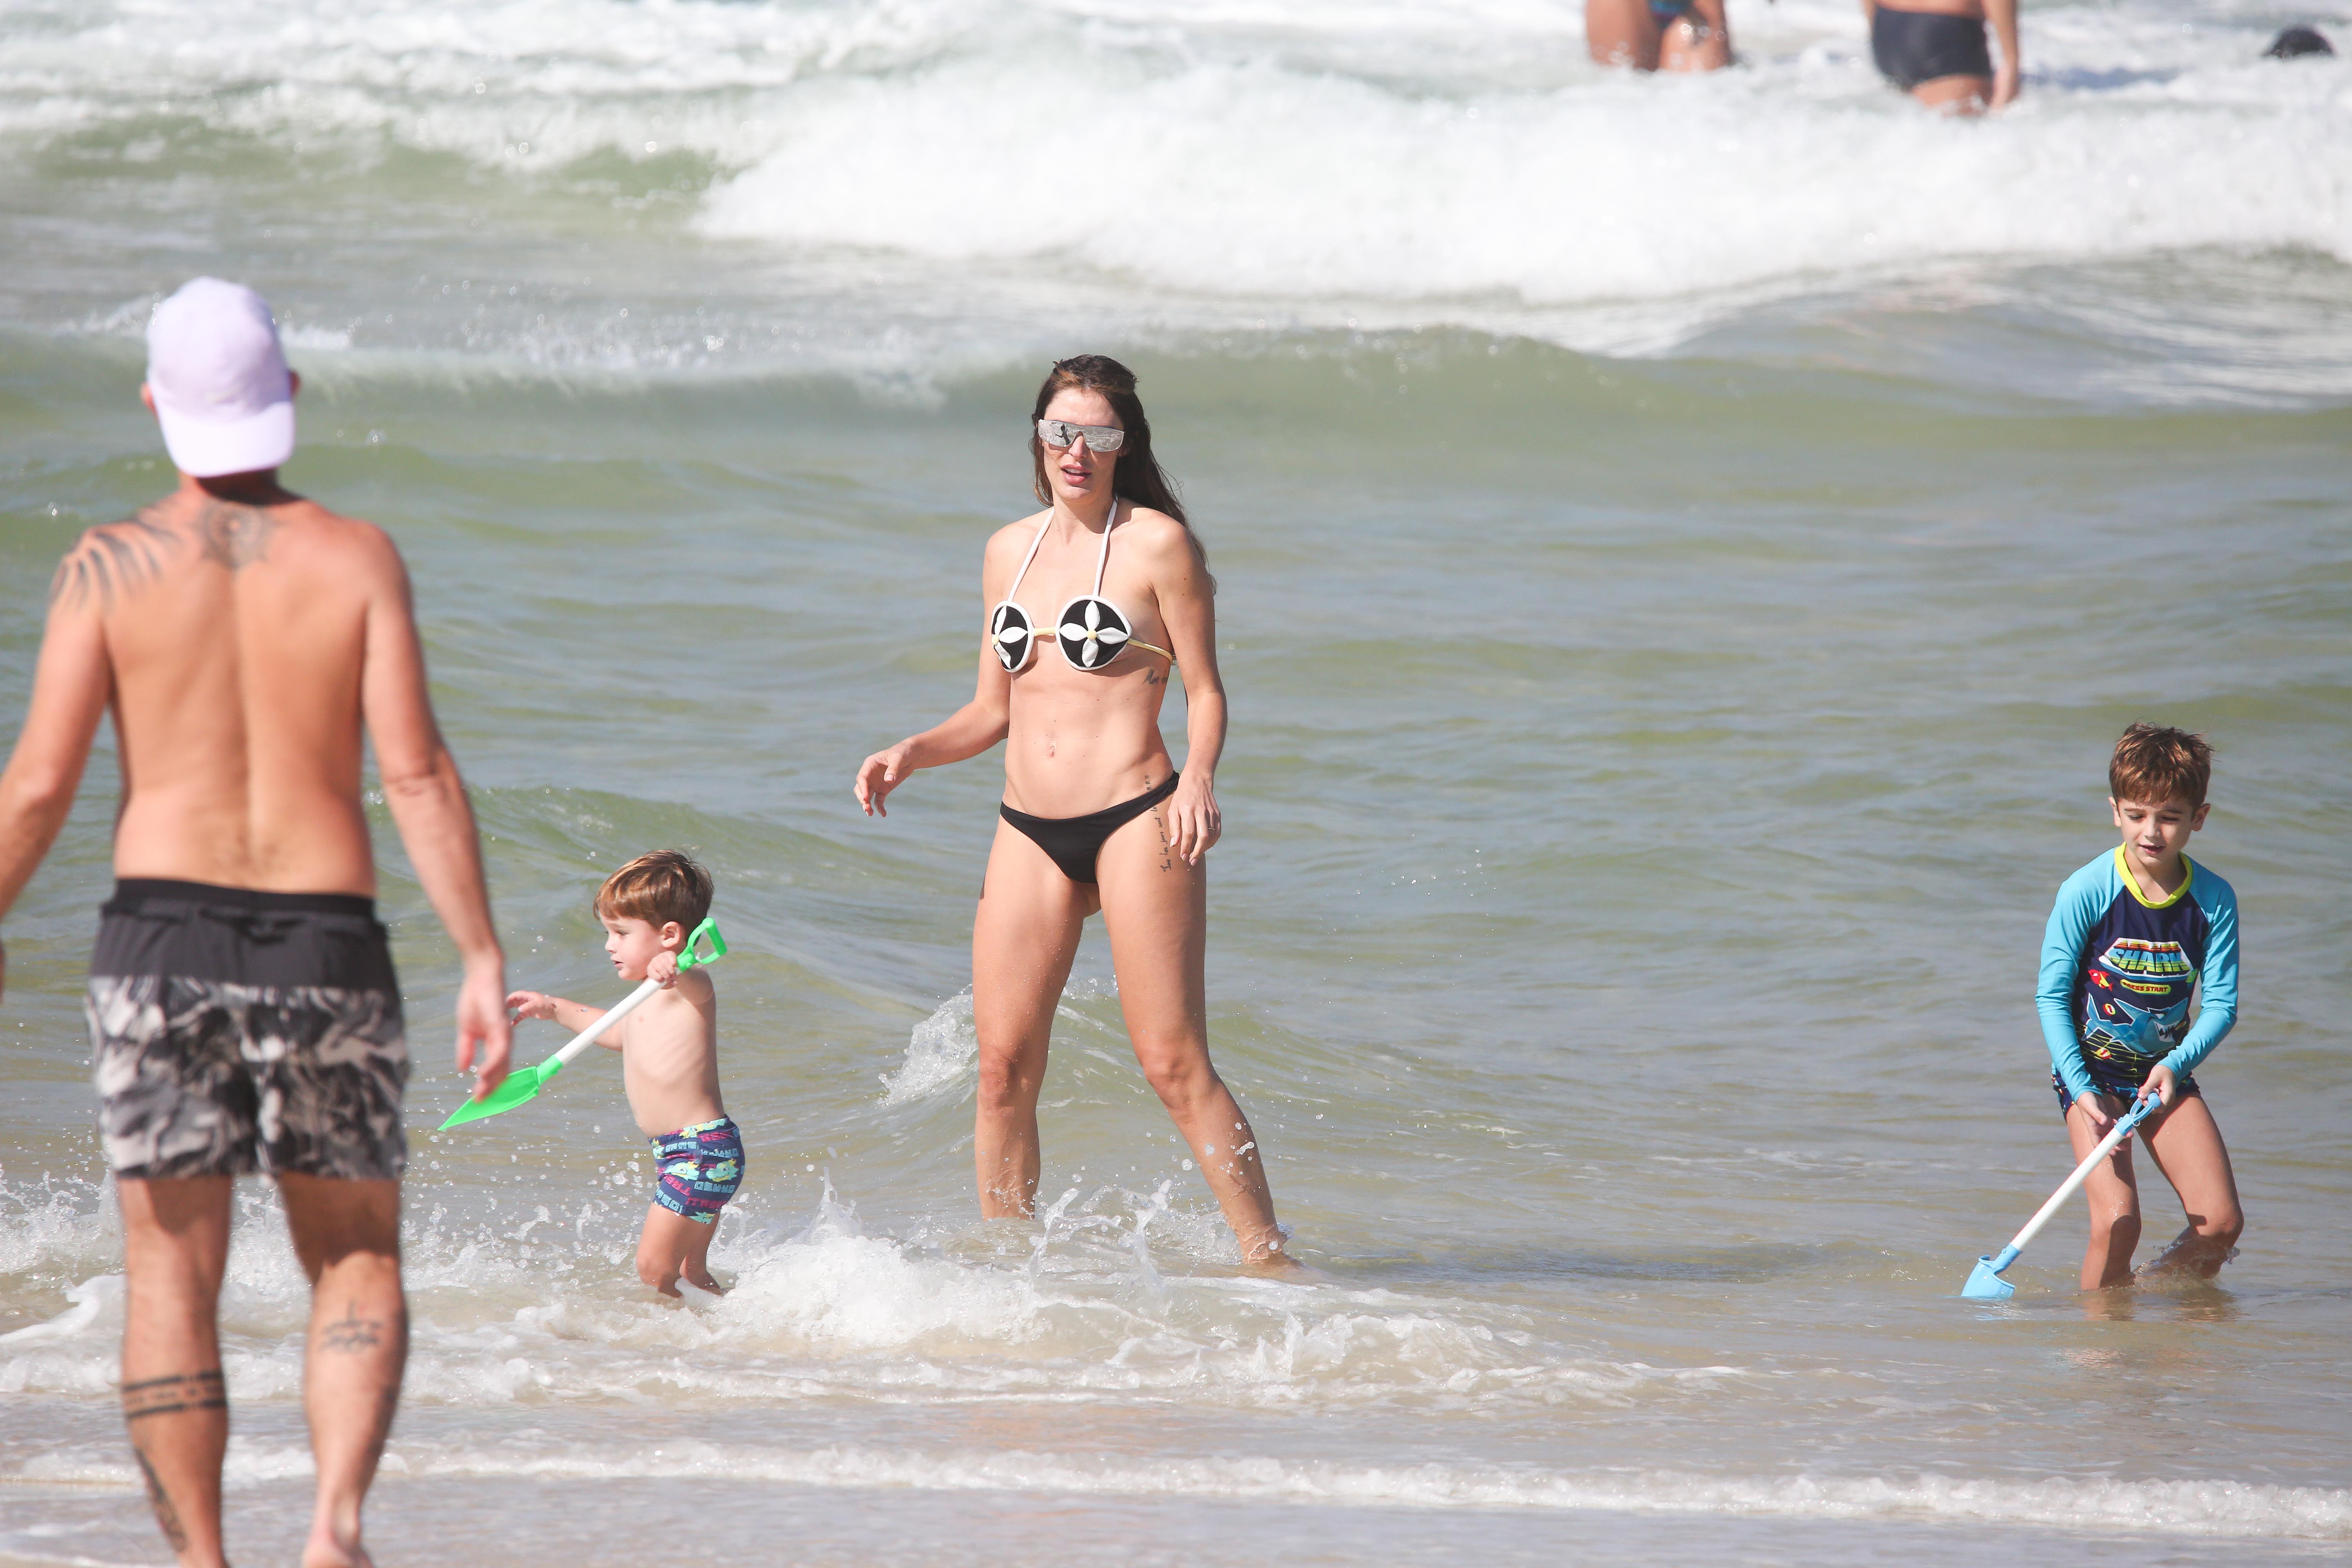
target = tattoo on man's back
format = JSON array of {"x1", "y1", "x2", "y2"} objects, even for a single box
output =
[
  {"x1": 119, "y1": 1368, "x2": 226, "y2": 1420},
  {"x1": 48, "y1": 512, "x2": 175, "y2": 611},
  {"x1": 195, "y1": 499, "x2": 277, "y2": 568}
]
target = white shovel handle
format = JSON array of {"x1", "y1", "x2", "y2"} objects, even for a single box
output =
[
  {"x1": 546, "y1": 976, "x2": 664, "y2": 1069},
  {"x1": 2003, "y1": 1095, "x2": 2161, "y2": 1256}
]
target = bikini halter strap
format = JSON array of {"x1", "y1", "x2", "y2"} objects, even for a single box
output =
[
  {"x1": 1091, "y1": 495, "x2": 1120, "y2": 597},
  {"x1": 1004, "y1": 509, "x2": 1052, "y2": 602},
  {"x1": 1004, "y1": 496, "x2": 1121, "y2": 601}
]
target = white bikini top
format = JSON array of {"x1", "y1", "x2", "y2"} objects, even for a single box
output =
[{"x1": 987, "y1": 501, "x2": 1175, "y2": 674}]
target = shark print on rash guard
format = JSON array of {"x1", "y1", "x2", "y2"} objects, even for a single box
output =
[{"x1": 2037, "y1": 846, "x2": 2239, "y2": 1102}]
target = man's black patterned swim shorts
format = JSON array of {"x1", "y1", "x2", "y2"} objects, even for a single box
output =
[{"x1": 88, "y1": 880, "x2": 408, "y2": 1181}]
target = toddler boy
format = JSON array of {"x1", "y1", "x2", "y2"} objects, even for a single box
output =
[{"x1": 509, "y1": 851, "x2": 742, "y2": 1296}]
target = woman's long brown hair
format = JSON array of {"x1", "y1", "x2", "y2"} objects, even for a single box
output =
[{"x1": 1029, "y1": 355, "x2": 1208, "y2": 573}]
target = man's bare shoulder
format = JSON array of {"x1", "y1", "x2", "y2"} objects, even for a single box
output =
[
  {"x1": 51, "y1": 492, "x2": 406, "y2": 610},
  {"x1": 220, "y1": 496, "x2": 405, "y2": 585},
  {"x1": 48, "y1": 506, "x2": 181, "y2": 614}
]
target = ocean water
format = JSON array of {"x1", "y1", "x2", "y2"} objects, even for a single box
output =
[{"x1": 3, "y1": 0, "x2": 2351, "y2": 1563}]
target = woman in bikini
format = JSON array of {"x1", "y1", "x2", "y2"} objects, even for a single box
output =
[{"x1": 853, "y1": 355, "x2": 1291, "y2": 1266}]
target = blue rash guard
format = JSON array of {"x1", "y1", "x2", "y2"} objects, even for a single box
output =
[{"x1": 2037, "y1": 846, "x2": 2238, "y2": 1104}]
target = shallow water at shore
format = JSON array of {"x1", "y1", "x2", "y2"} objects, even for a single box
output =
[{"x1": 4, "y1": 0, "x2": 2352, "y2": 1562}]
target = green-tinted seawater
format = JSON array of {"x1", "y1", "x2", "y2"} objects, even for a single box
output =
[{"x1": 7, "y1": 328, "x2": 2350, "y2": 1563}]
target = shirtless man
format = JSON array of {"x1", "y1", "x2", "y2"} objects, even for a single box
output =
[{"x1": 0, "y1": 277, "x2": 512, "y2": 1568}]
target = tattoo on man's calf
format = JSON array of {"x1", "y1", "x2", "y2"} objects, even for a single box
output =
[
  {"x1": 120, "y1": 1369, "x2": 226, "y2": 1420},
  {"x1": 131, "y1": 1443, "x2": 191, "y2": 1552},
  {"x1": 320, "y1": 1302, "x2": 387, "y2": 1353}
]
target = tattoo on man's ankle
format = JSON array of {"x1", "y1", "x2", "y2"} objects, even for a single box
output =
[
  {"x1": 320, "y1": 1302, "x2": 386, "y2": 1353},
  {"x1": 131, "y1": 1443, "x2": 191, "y2": 1552},
  {"x1": 120, "y1": 1368, "x2": 227, "y2": 1420}
]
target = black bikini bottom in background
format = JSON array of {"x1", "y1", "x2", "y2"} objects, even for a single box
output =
[
  {"x1": 1000, "y1": 775, "x2": 1180, "y2": 884},
  {"x1": 1871, "y1": 6, "x2": 1993, "y2": 89}
]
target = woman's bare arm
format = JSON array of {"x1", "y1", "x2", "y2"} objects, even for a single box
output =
[
  {"x1": 854, "y1": 536, "x2": 1020, "y2": 816},
  {"x1": 1151, "y1": 522, "x2": 1226, "y2": 864}
]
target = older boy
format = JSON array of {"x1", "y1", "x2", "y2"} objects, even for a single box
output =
[
  {"x1": 2036, "y1": 724, "x2": 2243, "y2": 1290},
  {"x1": 507, "y1": 851, "x2": 740, "y2": 1297}
]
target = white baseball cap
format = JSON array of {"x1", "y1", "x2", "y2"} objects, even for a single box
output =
[{"x1": 145, "y1": 278, "x2": 297, "y2": 477}]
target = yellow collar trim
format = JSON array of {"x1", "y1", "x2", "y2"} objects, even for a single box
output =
[{"x1": 2114, "y1": 844, "x2": 2193, "y2": 909}]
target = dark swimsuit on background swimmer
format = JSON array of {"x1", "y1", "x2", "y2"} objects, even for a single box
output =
[
  {"x1": 1871, "y1": 4, "x2": 1993, "y2": 89},
  {"x1": 989, "y1": 503, "x2": 1181, "y2": 885}
]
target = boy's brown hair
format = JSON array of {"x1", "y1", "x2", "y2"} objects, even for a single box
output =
[
  {"x1": 2109, "y1": 724, "x2": 2213, "y2": 809},
  {"x1": 595, "y1": 850, "x2": 713, "y2": 931}
]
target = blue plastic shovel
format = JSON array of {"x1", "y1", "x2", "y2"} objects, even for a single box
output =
[{"x1": 1962, "y1": 1091, "x2": 2165, "y2": 1300}]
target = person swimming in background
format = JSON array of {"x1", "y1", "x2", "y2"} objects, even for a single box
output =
[
  {"x1": 2037, "y1": 725, "x2": 2244, "y2": 1290},
  {"x1": 1587, "y1": 0, "x2": 1732, "y2": 73},
  {"x1": 853, "y1": 355, "x2": 1294, "y2": 1267},
  {"x1": 1865, "y1": 0, "x2": 2018, "y2": 114},
  {"x1": 506, "y1": 852, "x2": 742, "y2": 1298},
  {"x1": 2263, "y1": 24, "x2": 2334, "y2": 58}
]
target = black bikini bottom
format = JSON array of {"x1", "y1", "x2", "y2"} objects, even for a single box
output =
[
  {"x1": 1871, "y1": 5, "x2": 1992, "y2": 89},
  {"x1": 1000, "y1": 775, "x2": 1179, "y2": 884}
]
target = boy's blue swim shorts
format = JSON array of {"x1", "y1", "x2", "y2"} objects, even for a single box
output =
[
  {"x1": 2051, "y1": 1068, "x2": 2199, "y2": 1121},
  {"x1": 651, "y1": 1115, "x2": 744, "y2": 1224}
]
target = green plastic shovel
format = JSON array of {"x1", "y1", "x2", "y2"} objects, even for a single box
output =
[{"x1": 440, "y1": 917, "x2": 727, "y2": 1131}]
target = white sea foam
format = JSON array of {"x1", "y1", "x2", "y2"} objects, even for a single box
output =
[
  {"x1": 0, "y1": 1177, "x2": 117, "y2": 1279},
  {"x1": 698, "y1": 19, "x2": 2352, "y2": 307},
  {"x1": 880, "y1": 991, "x2": 978, "y2": 1105},
  {"x1": 18, "y1": 1435, "x2": 2352, "y2": 1539},
  {"x1": 0, "y1": 1177, "x2": 1733, "y2": 1416},
  {"x1": 4, "y1": 0, "x2": 2348, "y2": 324},
  {"x1": 0, "y1": 1272, "x2": 118, "y2": 1349}
]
